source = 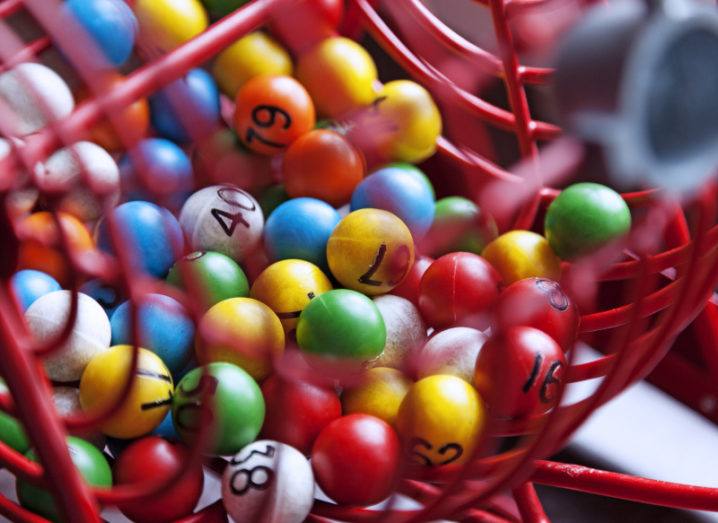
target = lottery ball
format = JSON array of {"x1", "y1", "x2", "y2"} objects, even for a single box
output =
[
  {"x1": 222, "y1": 440, "x2": 314, "y2": 523},
  {"x1": 80, "y1": 345, "x2": 174, "y2": 438},
  {"x1": 544, "y1": 182, "x2": 631, "y2": 260},
  {"x1": 414, "y1": 327, "x2": 486, "y2": 383},
  {"x1": 474, "y1": 326, "x2": 566, "y2": 419},
  {"x1": 115, "y1": 436, "x2": 204, "y2": 522},
  {"x1": 296, "y1": 37, "x2": 377, "y2": 118},
  {"x1": 370, "y1": 295, "x2": 426, "y2": 371},
  {"x1": 18, "y1": 211, "x2": 93, "y2": 285},
  {"x1": 17, "y1": 437, "x2": 111, "y2": 522},
  {"x1": 97, "y1": 201, "x2": 183, "y2": 278},
  {"x1": 234, "y1": 75, "x2": 315, "y2": 155},
  {"x1": 168, "y1": 251, "x2": 249, "y2": 308},
  {"x1": 53, "y1": 386, "x2": 105, "y2": 448},
  {"x1": 251, "y1": 259, "x2": 332, "y2": 333},
  {"x1": 282, "y1": 130, "x2": 365, "y2": 207},
  {"x1": 269, "y1": 0, "x2": 343, "y2": 53},
  {"x1": 80, "y1": 279, "x2": 123, "y2": 317},
  {"x1": 311, "y1": 414, "x2": 400, "y2": 505},
  {"x1": 110, "y1": 294, "x2": 195, "y2": 376},
  {"x1": 134, "y1": 0, "x2": 208, "y2": 53},
  {"x1": 196, "y1": 297, "x2": 284, "y2": 380},
  {"x1": 263, "y1": 198, "x2": 341, "y2": 269},
  {"x1": 390, "y1": 255, "x2": 433, "y2": 306},
  {"x1": 297, "y1": 289, "x2": 386, "y2": 361},
  {"x1": 172, "y1": 362, "x2": 265, "y2": 455},
  {"x1": 11, "y1": 269, "x2": 61, "y2": 311},
  {"x1": 179, "y1": 185, "x2": 264, "y2": 262},
  {"x1": 0, "y1": 63, "x2": 74, "y2": 136},
  {"x1": 65, "y1": 0, "x2": 137, "y2": 67},
  {"x1": 427, "y1": 196, "x2": 498, "y2": 257},
  {"x1": 396, "y1": 374, "x2": 484, "y2": 467},
  {"x1": 150, "y1": 68, "x2": 221, "y2": 143},
  {"x1": 25, "y1": 290, "x2": 111, "y2": 382},
  {"x1": 213, "y1": 32, "x2": 292, "y2": 97},
  {"x1": 0, "y1": 410, "x2": 28, "y2": 454},
  {"x1": 418, "y1": 252, "x2": 502, "y2": 329},
  {"x1": 351, "y1": 163, "x2": 435, "y2": 239},
  {"x1": 342, "y1": 367, "x2": 412, "y2": 426},
  {"x1": 257, "y1": 184, "x2": 289, "y2": 218},
  {"x1": 260, "y1": 374, "x2": 341, "y2": 454},
  {"x1": 482, "y1": 230, "x2": 561, "y2": 284},
  {"x1": 326, "y1": 209, "x2": 415, "y2": 295}
]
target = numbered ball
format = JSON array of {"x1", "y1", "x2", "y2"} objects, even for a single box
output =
[
  {"x1": 427, "y1": 196, "x2": 498, "y2": 257},
  {"x1": 133, "y1": 0, "x2": 208, "y2": 53},
  {"x1": 342, "y1": 367, "x2": 412, "y2": 426},
  {"x1": 282, "y1": 130, "x2": 365, "y2": 207},
  {"x1": 327, "y1": 209, "x2": 415, "y2": 295},
  {"x1": 223, "y1": 440, "x2": 314, "y2": 523},
  {"x1": 179, "y1": 185, "x2": 264, "y2": 262},
  {"x1": 544, "y1": 182, "x2": 631, "y2": 260},
  {"x1": 370, "y1": 295, "x2": 426, "y2": 371},
  {"x1": 482, "y1": 230, "x2": 561, "y2": 284},
  {"x1": 87, "y1": 75, "x2": 150, "y2": 150},
  {"x1": 196, "y1": 297, "x2": 284, "y2": 380},
  {"x1": 418, "y1": 252, "x2": 502, "y2": 329},
  {"x1": 297, "y1": 289, "x2": 386, "y2": 361},
  {"x1": 25, "y1": 291, "x2": 111, "y2": 382},
  {"x1": 234, "y1": 75, "x2": 315, "y2": 155},
  {"x1": 390, "y1": 255, "x2": 433, "y2": 306},
  {"x1": 11, "y1": 269, "x2": 60, "y2": 311},
  {"x1": 397, "y1": 375, "x2": 484, "y2": 467},
  {"x1": 414, "y1": 327, "x2": 485, "y2": 383},
  {"x1": 172, "y1": 362, "x2": 265, "y2": 455},
  {"x1": 168, "y1": 251, "x2": 249, "y2": 308}
]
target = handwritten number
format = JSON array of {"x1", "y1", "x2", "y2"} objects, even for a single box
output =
[
  {"x1": 231, "y1": 444, "x2": 276, "y2": 465},
  {"x1": 359, "y1": 244, "x2": 387, "y2": 286},
  {"x1": 409, "y1": 438, "x2": 463, "y2": 467},
  {"x1": 245, "y1": 127, "x2": 285, "y2": 149},
  {"x1": 252, "y1": 105, "x2": 291, "y2": 129},
  {"x1": 230, "y1": 466, "x2": 274, "y2": 496},
  {"x1": 522, "y1": 353, "x2": 543, "y2": 393},
  {"x1": 540, "y1": 361, "x2": 563, "y2": 403}
]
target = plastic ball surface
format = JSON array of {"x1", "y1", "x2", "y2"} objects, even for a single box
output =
[
  {"x1": 311, "y1": 414, "x2": 400, "y2": 505},
  {"x1": 222, "y1": 440, "x2": 314, "y2": 523},
  {"x1": 544, "y1": 182, "x2": 632, "y2": 260},
  {"x1": 172, "y1": 362, "x2": 265, "y2": 455},
  {"x1": 53, "y1": 386, "x2": 105, "y2": 448},
  {"x1": 428, "y1": 196, "x2": 497, "y2": 257},
  {"x1": 87, "y1": 75, "x2": 150, "y2": 150},
  {"x1": 0, "y1": 410, "x2": 28, "y2": 454},
  {"x1": 370, "y1": 294, "x2": 426, "y2": 370},
  {"x1": 202, "y1": 0, "x2": 247, "y2": 19},
  {"x1": 25, "y1": 290, "x2": 111, "y2": 382},
  {"x1": 327, "y1": 209, "x2": 415, "y2": 295},
  {"x1": 414, "y1": 327, "x2": 486, "y2": 383},
  {"x1": 234, "y1": 75, "x2": 315, "y2": 155},
  {"x1": 482, "y1": 230, "x2": 562, "y2": 284},
  {"x1": 342, "y1": 367, "x2": 412, "y2": 426},
  {"x1": 133, "y1": 0, "x2": 208, "y2": 53},
  {"x1": 11, "y1": 269, "x2": 60, "y2": 311},
  {"x1": 390, "y1": 254, "x2": 433, "y2": 306},
  {"x1": 80, "y1": 279, "x2": 123, "y2": 317}
]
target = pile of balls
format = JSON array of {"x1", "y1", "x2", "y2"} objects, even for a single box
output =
[{"x1": 1, "y1": 0, "x2": 634, "y2": 521}]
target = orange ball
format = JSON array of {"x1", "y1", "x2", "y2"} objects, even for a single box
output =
[
  {"x1": 234, "y1": 75, "x2": 315, "y2": 155},
  {"x1": 283, "y1": 129, "x2": 364, "y2": 206}
]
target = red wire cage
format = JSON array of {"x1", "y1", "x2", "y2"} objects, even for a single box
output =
[{"x1": 0, "y1": 0, "x2": 717, "y2": 521}]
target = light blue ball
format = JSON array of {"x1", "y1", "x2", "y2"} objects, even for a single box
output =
[
  {"x1": 350, "y1": 163, "x2": 436, "y2": 238},
  {"x1": 110, "y1": 294, "x2": 195, "y2": 375},
  {"x1": 263, "y1": 197, "x2": 340, "y2": 269},
  {"x1": 11, "y1": 270, "x2": 61, "y2": 311},
  {"x1": 79, "y1": 279, "x2": 123, "y2": 317}
]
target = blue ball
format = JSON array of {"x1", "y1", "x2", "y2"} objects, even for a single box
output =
[
  {"x1": 65, "y1": 0, "x2": 137, "y2": 67},
  {"x1": 97, "y1": 201, "x2": 183, "y2": 278},
  {"x1": 80, "y1": 279, "x2": 123, "y2": 317},
  {"x1": 110, "y1": 293, "x2": 195, "y2": 375},
  {"x1": 264, "y1": 197, "x2": 340, "y2": 268},
  {"x1": 11, "y1": 270, "x2": 61, "y2": 311},
  {"x1": 350, "y1": 163, "x2": 436, "y2": 238},
  {"x1": 152, "y1": 410, "x2": 180, "y2": 441},
  {"x1": 150, "y1": 69, "x2": 221, "y2": 143}
]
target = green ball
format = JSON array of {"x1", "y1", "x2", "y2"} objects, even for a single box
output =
[
  {"x1": 17, "y1": 437, "x2": 112, "y2": 522},
  {"x1": 172, "y1": 362, "x2": 264, "y2": 455},
  {"x1": 0, "y1": 411, "x2": 29, "y2": 454},
  {"x1": 167, "y1": 251, "x2": 249, "y2": 307},
  {"x1": 201, "y1": 0, "x2": 248, "y2": 19},
  {"x1": 544, "y1": 182, "x2": 631, "y2": 260},
  {"x1": 428, "y1": 196, "x2": 497, "y2": 256},
  {"x1": 296, "y1": 289, "x2": 386, "y2": 360},
  {"x1": 257, "y1": 184, "x2": 288, "y2": 218}
]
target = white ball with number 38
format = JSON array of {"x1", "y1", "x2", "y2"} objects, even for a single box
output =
[{"x1": 222, "y1": 439, "x2": 315, "y2": 523}]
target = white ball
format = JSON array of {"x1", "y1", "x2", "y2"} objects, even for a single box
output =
[
  {"x1": 370, "y1": 295, "x2": 427, "y2": 370},
  {"x1": 179, "y1": 184, "x2": 264, "y2": 262},
  {"x1": 0, "y1": 63, "x2": 74, "y2": 136},
  {"x1": 414, "y1": 327, "x2": 486, "y2": 382},
  {"x1": 52, "y1": 386, "x2": 105, "y2": 448},
  {"x1": 25, "y1": 291, "x2": 111, "y2": 382},
  {"x1": 222, "y1": 440, "x2": 314, "y2": 523}
]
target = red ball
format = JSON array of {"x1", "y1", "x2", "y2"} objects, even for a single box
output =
[
  {"x1": 474, "y1": 326, "x2": 566, "y2": 419},
  {"x1": 494, "y1": 278, "x2": 579, "y2": 351},
  {"x1": 311, "y1": 414, "x2": 400, "y2": 505},
  {"x1": 270, "y1": 0, "x2": 343, "y2": 53},
  {"x1": 391, "y1": 255, "x2": 433, "y2": 306},
  {"x1": 260, "y1": 374, "x2": 341, "y2": 454},
  {"x1": 114, "y1": 437, "x2": 204, "y2": 523},
  {"x1": 418, "y1": 252, "x2": 502, "y2": 329}
]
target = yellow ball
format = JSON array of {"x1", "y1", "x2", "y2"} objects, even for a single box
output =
[
  {"x1": 481, "y1": 230, "x2": 561, "y2": 284},
  {"x1": 79, "y1": 345, "x2": 174, "y2": 439},
  {"x1": 250, "y1": 259, "x2": 332, "y2": 333},
  {"x1": 327, "y1": 209, "x2": 415, "y2": 296},
  {"x1": 342, "y1": 367, "x2": 412, "y2": 426},
  {"x1": 396, "y1": 374, "x2": 484, "y2": 467},
  {"x1": 212, "y1": 32, "x2": 293, "y2": 98},
  {"x1": 196, "y1": 297, "x2": 284, "y2": 380},
  {"x1": 134, "y1": 0, "x2": 208, "y2": 53},
  {"x1": 296, "y1": 37, "x2": 378, "y2": 118}
]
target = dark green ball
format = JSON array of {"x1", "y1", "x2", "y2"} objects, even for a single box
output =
[
  {"x1": 257, "y1": 184, "x2": 289, "y2": 218},
  {"x1": 167, "y1": 251, "x2": 249, "y2": 308},
  {"x1": 0, "y1": 411, "x2": 29, "y2": 454},
  {"x1": 201, "y1": 0, "x2": 248, "y2": 19}
]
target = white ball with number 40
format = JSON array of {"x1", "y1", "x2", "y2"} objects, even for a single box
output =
[{"x1": 222, "y1": 439, "x2": 314, "y2": 523}]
